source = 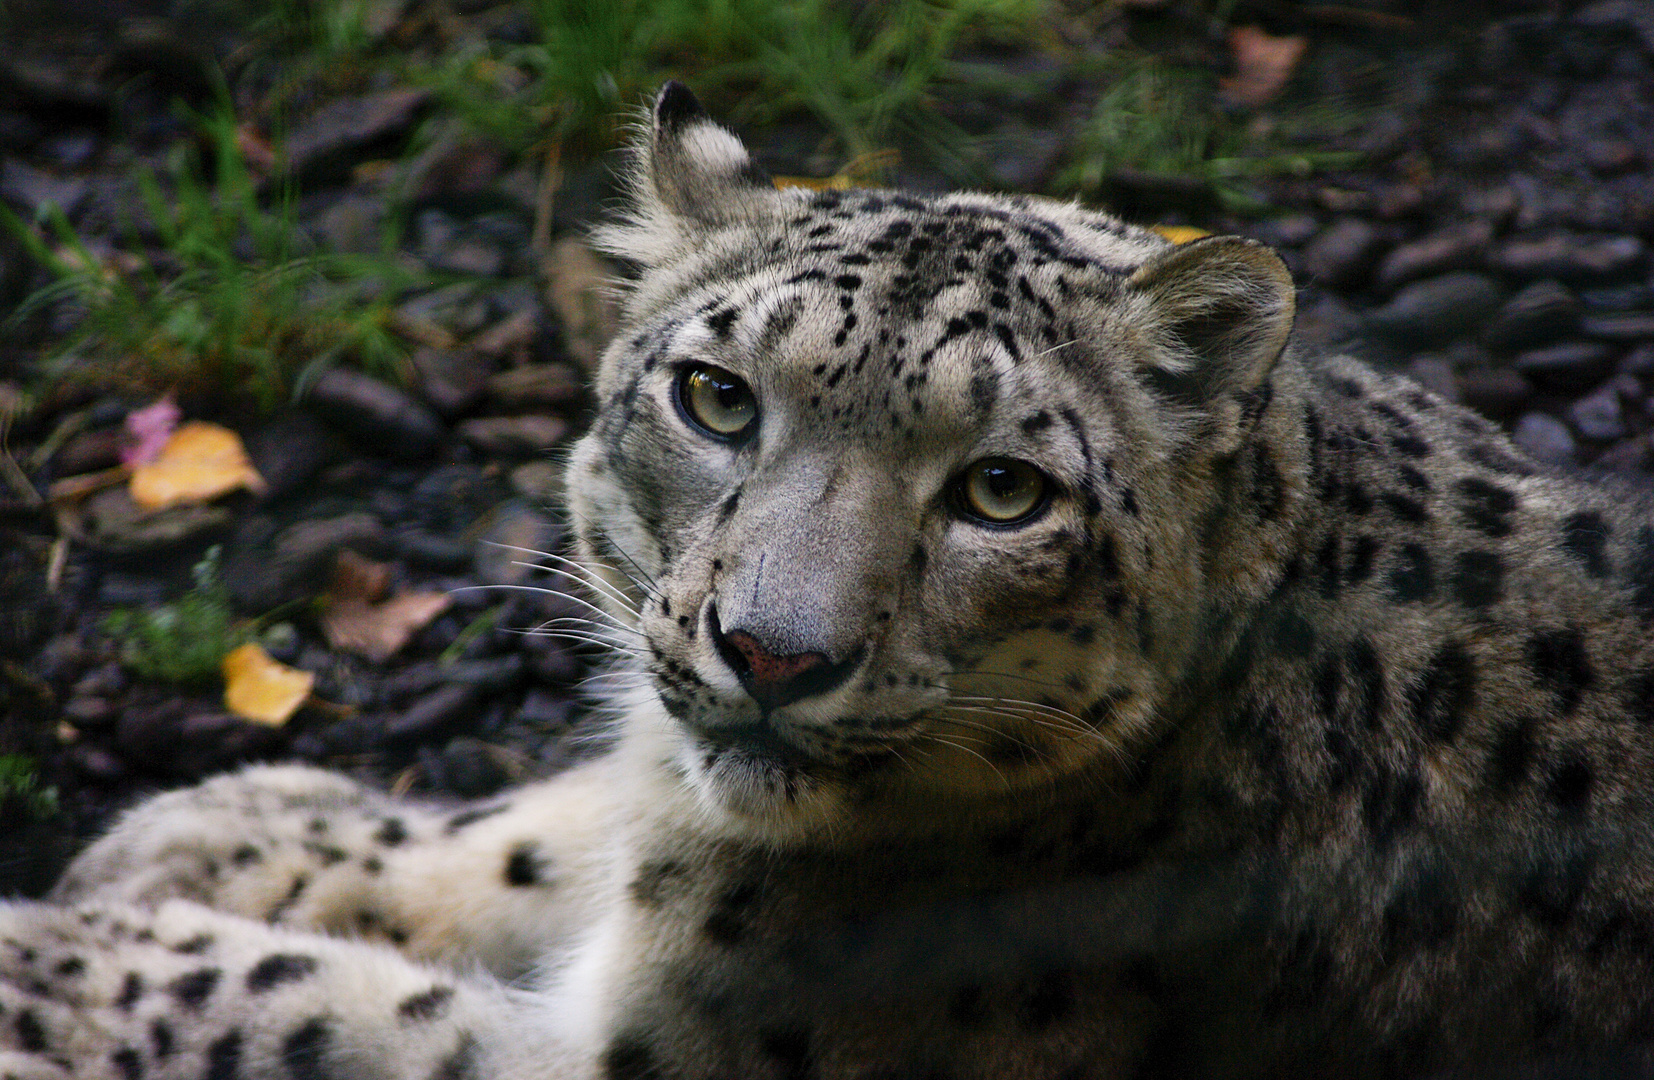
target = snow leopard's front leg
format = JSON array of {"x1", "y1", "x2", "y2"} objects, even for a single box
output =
[
  {"x1": 52, "y1": 760, "x2": 626, "y2": 980},
  {"x1": 0, "y1": 897, "x2": 534, "y2": 1080}
]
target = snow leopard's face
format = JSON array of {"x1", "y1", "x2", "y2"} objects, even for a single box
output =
[{"x1": 566, "y1": 84, "x2": 1295, "y2": 832}]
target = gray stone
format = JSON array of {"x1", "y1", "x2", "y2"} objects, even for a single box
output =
[
  {"x1": 1481, "y1": 279, "x2": 1580, "y2": 352},
  {"x1": 243, "y1": 410, "x2": 335, "y2": 501},
  {"x1": 1618, "y1": 343, "x2": 1654, "y2": 377},
  {"x1": 281, "y1": 87, "x2": 430, "y2": 183},
  {"x1": 227, "y1": 511, "x2": 388, "y2": 611},
  {"x1": 487, "y1": 364, "x2": 584, "y2": 410},
  {"x1": 1490, "y1": 232, "x2": 1648, "y2": 283},
  {"x1": 412, "y1": 346, "x2": 490, "y2": 418},
  {"x1": 1512, "y1": 412, "x2": 1576, "y2": 466},
  {"x1": 0, "y1": 157, "x2": 88, "y2": 217},
  {"x1": 1590, "y1": 434, "x2": 1650, "y2": 472},
  {"x1": 1565, "y1": 377, "x2": 1634, "y2": 442},
  {"x1": 1581, "y1": 312, "x2": 1654, "y2": 343},
  {"x1": 458, "y1": 414, "x2": 568, "y2": 457},
  {"x1": 1364, "y1": 272, "x2": 1505, "y2": 349},
  {"x1": 1374, "y1": 221, "x2": 1493, "y2": 294},
  {"x1": 1302, "y1": 217, "x2": 1382, "y2": 288},
  {"x1": 1512, "y1": 341, "x2": 1619, "y2": 392},
  {"x1": 307, "y1": 368, "x2": 446, "y2": 459},
  {"x1": 1456, "y1": 369, "x2": 1533, "y2": 420},
  {"x1": 382, "y1": 683, "x2": 484, "y2": 743}
]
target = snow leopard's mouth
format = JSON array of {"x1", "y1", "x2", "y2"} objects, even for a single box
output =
[{"x1": 687, "y1": 718, "x2": 817, "y2": 771}]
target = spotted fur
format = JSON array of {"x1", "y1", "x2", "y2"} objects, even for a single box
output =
[{"x1": 9, "y1": 82, "x2": 1654, "y2": 1078}]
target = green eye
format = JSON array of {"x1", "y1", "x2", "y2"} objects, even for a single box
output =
[
  {"x1": 676, "y1": 364, "x2": 757, "y2": 441},
  {"x1": 954, "y1": 458, "x2": 1049, "y2": 525}
]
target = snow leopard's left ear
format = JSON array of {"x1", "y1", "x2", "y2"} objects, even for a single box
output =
[{"x1": 1125, "y1": 236, "x2": 1295, "y2": 412}]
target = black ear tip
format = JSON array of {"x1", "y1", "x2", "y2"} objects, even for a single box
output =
[{"x1": 655, "y1": 81, "x2": 706, "y2": 132}]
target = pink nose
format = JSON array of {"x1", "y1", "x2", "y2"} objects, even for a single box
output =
[{"x1": 721, "y1": 630, "x2": 828, "y2": 689}]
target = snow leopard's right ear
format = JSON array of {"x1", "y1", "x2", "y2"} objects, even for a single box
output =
[{"x1": 597, "y1": 82, "x2": 776, "y2": 265}]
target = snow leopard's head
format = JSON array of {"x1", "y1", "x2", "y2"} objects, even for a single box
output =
[{"x1": 566, "y1": 83, "x2": 1296, "y2": 834}]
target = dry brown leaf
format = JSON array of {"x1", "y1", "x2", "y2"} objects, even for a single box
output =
[
  {"x1": 222, "y1": 643, "x2": 314, "y2": 726},
  {"x1": 129, "y1": 421, "x2": 267, "y2": 510},
  {"x1": 329, "y1": 548, "x2": 392, "y2": 605},
  {"x1": 321, "y1": 591, "x2": 450, "y2": 663},
  {"x1": 1220, "y1": 25, "x2": 1308, "y2": 107}
]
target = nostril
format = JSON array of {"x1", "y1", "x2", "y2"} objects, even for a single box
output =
[
  {"x1": 707, "y1": 604, "x2": 859, "y2": 712},
  {"x1": 722, "y1": 629, "x2": 827, "y2": 686}
]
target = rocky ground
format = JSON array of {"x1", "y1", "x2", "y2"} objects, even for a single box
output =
[{"x1": 0, "y1": 0, "x2": 1651, "y2": 897}]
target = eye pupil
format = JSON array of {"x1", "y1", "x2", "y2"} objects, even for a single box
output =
[
  {"x1": 955, "y1": 458, "x2": 1048, "y2": 526},
  {"x1": 678, "y1": 364, "x2": 757, "y2": 440}
]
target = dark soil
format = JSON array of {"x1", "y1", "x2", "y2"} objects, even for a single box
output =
[{"x1": 1, "y1": 0, "x2": 1651, "y2": 898}]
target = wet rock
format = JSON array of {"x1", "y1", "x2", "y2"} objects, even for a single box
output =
[
  {"x1": 1581, "y1": 312, "x2": 1654, "y2": 343},
  {"x1": 306, "y1": 368, "x2": 446, "y2": 459},
  {"x1": 517, "y1": 688, "x2": 575, "y2": 730},
  {"x1": 1591, "y1": 434, "x2": 1651, "y2": 472},
  {"x1": 1490, "y1": 232, "x2": 1648, "y2": 283},
  {"x1": 379, "y1": 656, "x2": 523, "y2": 704},
  {"x1": 544, "y1": 238, "x2": 620, "y2": 371},
  {"x1": 281, "y1": 87, "x2": 430, "y2": 184},
  {"x1": 1512, "y1": 341, "x2": 1619, "y2": 392},
  {"x1": 227, "y1": 511, "x2": 388, "y2": 611},
  {"x1": 1293, "y1": 291, "x2": 1363, "y2": 351},
  {"x1": 382, "y1": 682, "x2": 485, "y2": 743},
  {"x1": 1580, "y1": 284, "x2": 1654, "y2": 311},
  {"x1": 63, "y1": 694, "x2": 116, "y2": 729},
  {"x1": 1481, "y1": 280, "x2": 1581, "y2": 352},
  {"x1": 1363, "y1": 272, "x2": 1505, "y2": 349},
  {"x1": 487, "y1": 364, "x2": 584, "y2": 410},
  {"x1": 308, "y1": 191, "x2": 389, "y2": 255},
  {"x1": 1565, "y1": 376, "x2": 1635, "y2": 442},
  {"x1": 81, "y1": 487, "x2": 232, "y2": 552},
  {"x1": 1512, "y1": 412, "x2": 1577, "y2": 466},
  {"x1": 402, "y1": 127, "x2": 511, "y2": 203},
  {"x1": 67, "y1": 743, "x2": 126, "y2": 783},
  {"x1": 0, "y1": 157, "x2": 88, "y2": 217},
  {"x1": 173, "y1": 712, "x2": 284, "y2": 778},
  {"x1": 414, "y1": 208, "x2": 509, "y2": 277},
  {"x1": 1457, "y1": 369, "x2": 1533, "y2": 420},
  {"x1": 412, "y1": 346, "x2": 490, "y2": 418},
  {"x1": 510, "y1": 461, "x2": 564, "y2": 505},
  {"x1": 1244, "y1": 213, "x2": 1318, "y2": 250},
  {"x1": 436, "y1": 737, "x2": 515, "y2": 798},
  {"x1": 1302, "y1": 217, "x2": 1382, "y2": 288},
  {"x1": 51, "y1": 427, "x2": 124, "y2": 478},
  {"x1": 1576, "y1": 0, "x2": 1654, "y2": 54},
  {"x1": 458, "y1": 415, "x2": 568, "y2": 457},
  {"x1": 1374, "y1": 221, "x2": 1493, "y2": 294},
  {"x1": 474, "y1": 501, "x2": 564, "y2": 588},
  {"x1": 1583, "y1": 137, "x2": 1642, "y2": 175},
  {"x1": 393, "y1": 528, "x2": 474, "y2": 571},
  {"x1": 1619, "y1": 343, "x2": 1654, "y2": 377},
  {"x1": 1405, "y1": 356, "x2": 1459, "y2": 403},
  {"x1": 96, "y1": 572, "x2": 169, "y2": 607},
  {"x1": 521, "y1": 631, "x2": 583, "y2": 685},
  {"x1": 243, "y1": 410, "x2": 334, "y2": 501}
]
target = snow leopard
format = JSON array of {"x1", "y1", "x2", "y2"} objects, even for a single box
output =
[{"x1": 8, "y1": 81, "x2": 1654, "y2": 1080}]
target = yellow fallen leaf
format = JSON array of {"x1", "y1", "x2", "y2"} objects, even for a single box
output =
[
  {"x1": 773, "y1": 149, "x2": 899, "y2": 191},
  {"x1": 321, "y1": 591, "x2": 451, "y2": 663},
  {"x1": 129, "y1": 421, "x2": 267, "y2": 510},
  {"x1": 222, "y1": 643, "x2": 314, "y2": 726},
  {"x1": 1150, "y1": 225, "x2": 1212, "y2": 244}
]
